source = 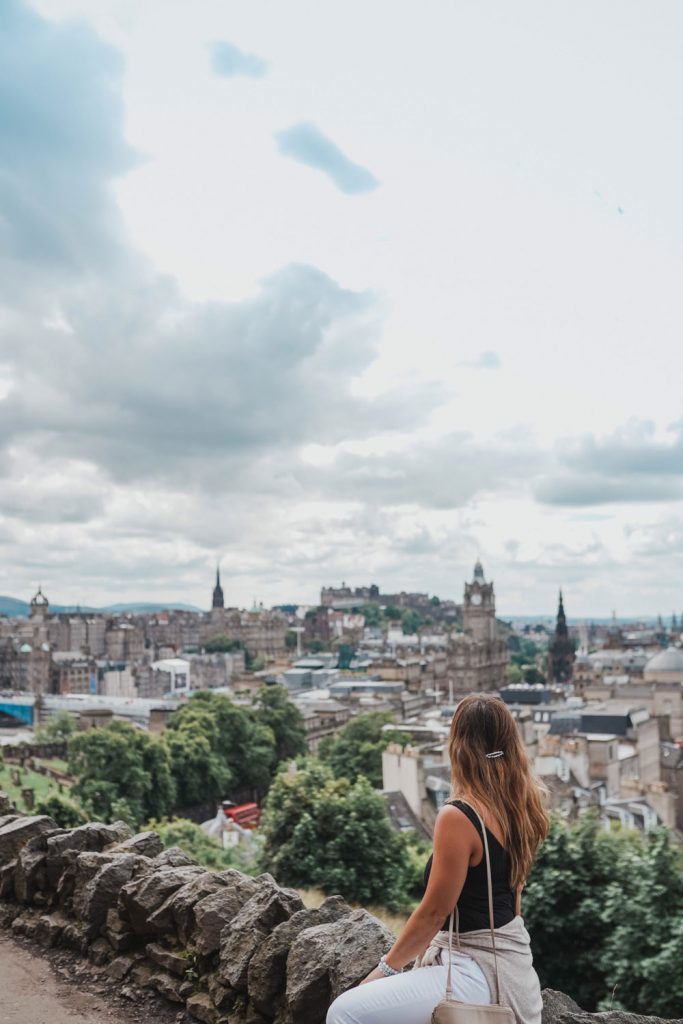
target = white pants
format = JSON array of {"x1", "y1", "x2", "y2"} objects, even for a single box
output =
[{"x1": 326, "y1": 950, "x2": 491, "y2": 1024}]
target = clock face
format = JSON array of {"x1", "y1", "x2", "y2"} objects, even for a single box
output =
[{"x1": 470, "y1": 592, "x2": 482, "y2": 606}]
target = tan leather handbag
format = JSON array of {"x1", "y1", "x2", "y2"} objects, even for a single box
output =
[{"x1": 431, "y1": 802, "x2": 515, "y2": 1024}]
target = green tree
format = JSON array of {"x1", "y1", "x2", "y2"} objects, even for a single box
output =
[
  {"x1": 68, "y1": 720, "x2": 175, "y2": 827},
  {"x1": 599, "y1": 827, "x2": 683, "y2": 1017},
  {"x1": 401, "y1": 610, "x2": 421, "y2": 635},
  {"x1": 524, "y1": 813, "x2": 624, "y2": 1010},
  {"x1": 505, "y1": 664, "x2": 524, "y2": 684},
  {"x1": 259, "y1": 760, "x2": 411, "y2": 910},
  {"x1": 252, "y1": 685, "x2": 307, "y2": 764},
  {"x1": 204, "y1": 636, "x2": 243, "y2": 653},
  {"x1": 164, "y1": 724, "x2": 231, "y2": 808},
  {"x1": 34, "y1": 792, "x2": 88, "y2": 828},
  {"x1": 167, "y1": 692, "x2": 276, "y2": 799},
  {"x1": 320, "y1": 712, "x2": 411, "y2": 787},
  {"x1": 358, "y1": 603, "x2": 381, "y2": 628},
  {"x1": 34, "y1": 710, "x2": 76, "y2": 744},
  {"x1": 524, "y1": 814, "x2": 683, "y2": 1017}
]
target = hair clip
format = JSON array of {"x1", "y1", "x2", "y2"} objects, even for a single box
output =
[{"x1": 485, "y1": 750, "x2": 504, "y2": 759}]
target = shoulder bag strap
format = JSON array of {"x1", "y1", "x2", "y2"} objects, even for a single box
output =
[{"x1": 445, "y1": 799, "x2": 502, "y2": 1005}]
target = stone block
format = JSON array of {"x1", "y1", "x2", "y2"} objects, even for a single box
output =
[
  {"x1": 114, "y1": 831, "x2": 164, "y2": 858},
  {"x1": 35, "y1": 911, "x2": 68, "y2": 948},
  {"x1": 108, "y1": 952, "x2": 145, "y2": 980},
  {"x1": 248, "y1": 896, "x2": 351, "y2": 1018},
  {"x1": 146, "y1": 941, "x2": 190, "y2": 976},
  {"x1": 194, "y1": 873, "x2": 262, "y2": 956},
  {"x1": 147, "y1": 871, "x2": 227, "y2": 944},
  {"x1": 286, "y1": 909, "x2": 392, "y2": 1023},
  {"x1": 219, "y1": 885, "x2": 304, "y2": 993},
  {"x1": 187, "y1": 991, "x2": 218, "y2": 1023},
  {"x1": 148, "y1": 970, "x2": 185, "y2": 1003},
  {"x1": 119, "y1": 864, "x2": 205, "y2": 936},
  {"x1": 89, "y1": 935, "x2": 114, "y2": 966},
  {"x1": 0, "y1": 816, "x2": 57, "y2": 868}
]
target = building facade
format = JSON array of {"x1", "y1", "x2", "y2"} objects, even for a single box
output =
[{"x1": 447, "y1": 561, "x2": 508, "y2": 691}]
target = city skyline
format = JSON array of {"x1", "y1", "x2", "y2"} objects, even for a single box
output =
[
  {"x1": 0, "y1": 568, "x2": 681, "y2": 623},
  {"x1": 3, "y1": 1, "x2": 683, "y2": 614}
]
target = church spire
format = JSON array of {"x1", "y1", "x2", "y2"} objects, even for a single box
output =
[
  {"x1": 212, "y1": 564, "x2": 225, "y2": 610},
  {"x1": 556, "y1": 589, "x2": 568, "y2": 637},
  {"x1": 549, "y1": 589, "x2": 574, "y2": 682}
]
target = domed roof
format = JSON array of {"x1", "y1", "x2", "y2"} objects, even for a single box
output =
[
  {"x1": 645, "y1": 646, "x2": 683, "y2": 674},
  {"x1": 30, "y1": 586, "x2": 49, "y2": 606}
]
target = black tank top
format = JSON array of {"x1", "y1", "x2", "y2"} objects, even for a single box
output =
[{"x1": 423, "y1": 799, "x2": 516, "y2": 933}]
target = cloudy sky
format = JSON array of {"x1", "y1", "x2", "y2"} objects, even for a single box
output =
[{"x1": 2, "y1": 0, "x2": 683, "y2": 616}]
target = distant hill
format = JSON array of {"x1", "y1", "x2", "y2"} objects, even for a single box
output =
[
  {"x1": 0, "y1": 597, "x2": 31, "y2": 617},
  {"x1": 0, "y1": 596, "x2": 203, "y2": 617}
]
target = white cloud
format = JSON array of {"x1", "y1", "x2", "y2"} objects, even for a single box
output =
[{"x1": 4, "y1": 0, "x2": 683, "y2": 615}]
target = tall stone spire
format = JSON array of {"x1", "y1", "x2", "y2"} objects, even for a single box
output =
[
  {"x1": 212, "y1": 565, "x2": 225, "y2": 609},
  {"x1": 549, "y1": 589, "x2": 575, "y2": 683}
]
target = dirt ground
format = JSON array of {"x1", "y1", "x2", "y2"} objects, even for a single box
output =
[{"x1": 0, "y1": 933, "x2": 185, "y2": 1024}]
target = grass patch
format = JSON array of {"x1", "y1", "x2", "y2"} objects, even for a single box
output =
[
  {"x1": 0, "y1": 761, "x2": 73, "y2": 813},
  {"x1": 38, "y1": 758, "x2": 70, "y2": 774}
]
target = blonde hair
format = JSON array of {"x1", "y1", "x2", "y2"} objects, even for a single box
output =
[{"x1": 448, "y1": 693, "x2": 549, "y2": 889}]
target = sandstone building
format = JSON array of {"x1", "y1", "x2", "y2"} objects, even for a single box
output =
[{"x1": 446, "y1": 560, "x2": 508, "y2": 691}]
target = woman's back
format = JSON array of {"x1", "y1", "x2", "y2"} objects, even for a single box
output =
[{"x1": 423, "y1": 799, "x2": 516, "y2": 932}]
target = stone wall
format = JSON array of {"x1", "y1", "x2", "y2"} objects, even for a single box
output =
[
  {"x1": 0, "y1": 741, "x2": 68, "y2": 761},
  {"x1": 0, "y1": 810, "x2": 677, "y2": 1024}
]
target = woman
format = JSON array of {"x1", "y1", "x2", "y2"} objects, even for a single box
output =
[{"x1": 327, "y1": 693, "x2": 549, "y2": 1024}]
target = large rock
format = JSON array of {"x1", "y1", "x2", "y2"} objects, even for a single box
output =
[
  {"x1": 147, "y1": 870, "x2": 227, "y2": 943},
  {"x1": 154, "y1": 846, "x2": 198, "y2": 867},
  {"x1": 542, "y1": 990, "x2": 583, "y2": 1021},
  {"x1": 70, "y1": 851, "x2": 124, "y2": 918},
  {"x1": 541, "y1": 990, "x2": 683, "y2": 1024},
  {"x1": 541, "y1": 988, "x2": 683, "y2": 1023},
  {"x1": 0, "y1": 860, "x2": 17, "y2": 899},
  {"x1": 14, "y1": 827, "x2": 65, "y2": 904},
  {"x1": 194, "y1": 871, "x2": 263, "y2": 955},
  {"x1": 219, "y1": 885, "x2": 305, "y2": 993},
  {"x1": 48, "y1": 820, "x2": 133, "y2": 892},
  {"x1": 77, "y1": 852, "x2": 149, "y2": 940},
  {"x1": 546, "y1": 1014, "x2": 681, "y2": 1024},
  {"x1": 0, "y1": 816, "x2": 57, "y2": 868},
  {"x1": 248, "y1": 896, "x2": 351, "y2": 1018},
  {"x1": 119, "y1": 864, "x2": 205, "y2": 936},
  {"x1": 114, "y1": 831, "x2": 164, "y2": 858},
  {"x1": 286, "y1": 908, "x2": 393, "y2": 1024}
]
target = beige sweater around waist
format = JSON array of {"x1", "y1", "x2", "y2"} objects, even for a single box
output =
[{"x1": 419, "y1": 915, "x2": 543, "y2": 1024}]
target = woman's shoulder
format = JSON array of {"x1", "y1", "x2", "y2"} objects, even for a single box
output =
[
  {"x1": 443, "y1": 798, "x2": 481, "y2": 825},
  {"x1": 436, "y1": 799, "x2": 481, "y2": 834}
]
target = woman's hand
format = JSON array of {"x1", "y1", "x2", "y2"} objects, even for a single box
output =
[{"x1": 359, "y1": 965, "x2": 386, "y2": 986}]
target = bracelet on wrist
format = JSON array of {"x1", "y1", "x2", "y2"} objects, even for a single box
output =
[{"x1": 378, "y1": 954, "x2": 402, "y2": 977}]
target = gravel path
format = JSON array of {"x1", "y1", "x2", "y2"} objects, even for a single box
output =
[{"x1": 0, "y1": 934, "x2": 183, "y2": 1024}]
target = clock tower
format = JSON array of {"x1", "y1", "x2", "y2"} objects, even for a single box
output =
[{"x1": 463, "y1": 559, "x2": 496, "y2": 643}]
